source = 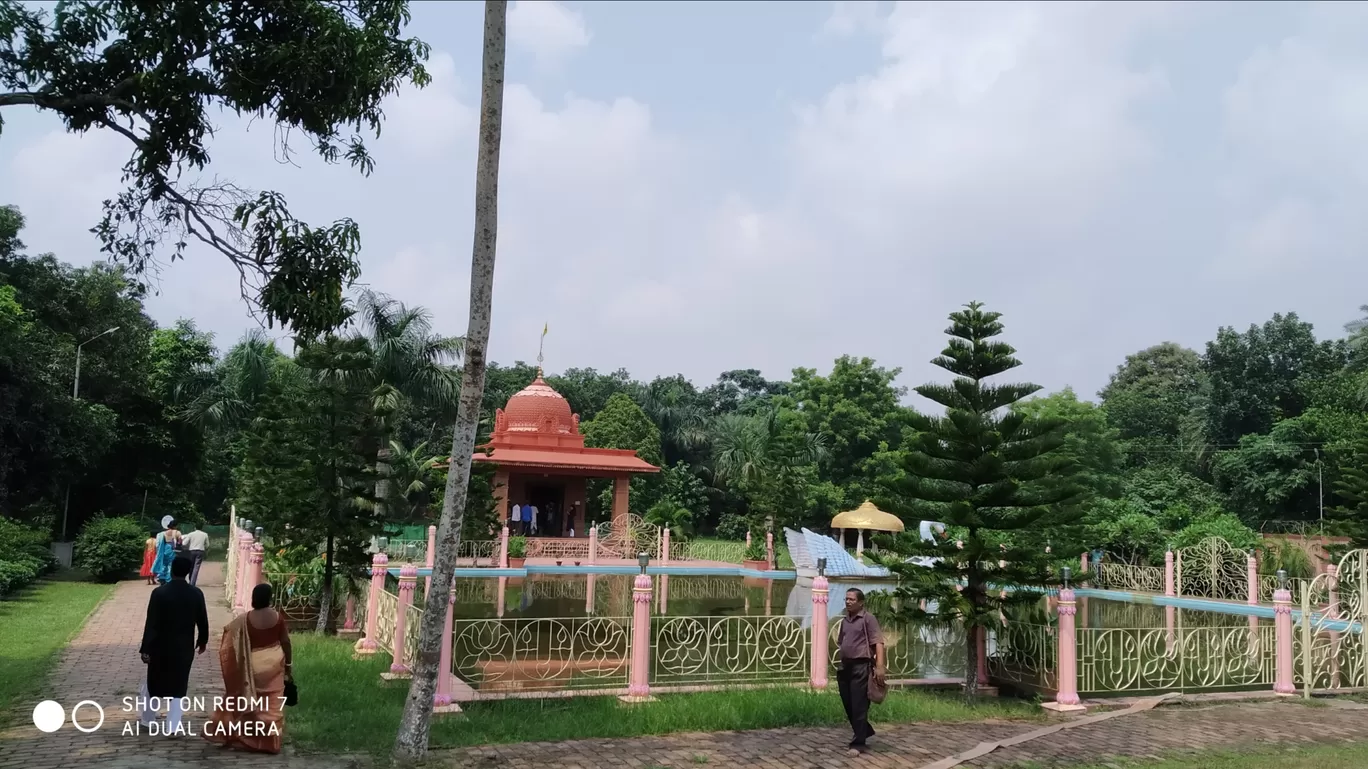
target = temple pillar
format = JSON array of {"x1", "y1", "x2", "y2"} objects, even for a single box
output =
[
  {"x1": 612, "y1": 474, "x2": 631, "y2": 529},
  {"x1": 493, "y1": 469, "x2": 510, "y2": 524}
]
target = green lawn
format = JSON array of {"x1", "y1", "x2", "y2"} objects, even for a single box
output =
[
  {"x1": 1030, "y1": 741, "x2": 1368, "y2": 769},
  {"x1": 0, "y1": 579, "x2": 112, "y2": 726},
  {"x1": 289, "y1": 634, "x2": 1038, "y2": 754}
]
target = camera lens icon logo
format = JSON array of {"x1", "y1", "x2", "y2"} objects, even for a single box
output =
[
  {"x1": 32, "y1": 701, "x2": 64, "y2": 733},
  {"x1": 32, "y1": 700, "x2": 105, "y2": 733}
]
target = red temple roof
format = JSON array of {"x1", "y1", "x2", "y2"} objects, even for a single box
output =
[{"x1": 468, "y1": 374, "x2": 659, "y2": 476}]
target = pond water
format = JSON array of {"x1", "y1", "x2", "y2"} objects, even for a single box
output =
[{"x1": 444, "y1": 574, "x2": 806, "y2": 619}]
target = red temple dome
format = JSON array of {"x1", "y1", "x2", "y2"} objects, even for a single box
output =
[{"x1": 496, "y1": 375, "x2": 580, "y2": 435}]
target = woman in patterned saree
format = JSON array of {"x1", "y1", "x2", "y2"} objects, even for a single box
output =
[{"x1": 204, "y1": 583, "x2": 292, "y2": 754}]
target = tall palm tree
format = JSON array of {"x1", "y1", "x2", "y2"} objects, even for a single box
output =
[
  {"x1": 175, "y1": 329, "x2": 280, "y2": 428},
  {"x1": 395, "y1": 1, "x2": 506, "y2": 759},
  {"x1": 382, "y1": 439, "x2": 444, "y2": 519},
  {"x1": 634, "y1": 377, "x2": 710, "y2": 465},
  {"x1": 353, "y1": 288, "x2": 462, "y2": 519},
  {"x1": 711, "y1": 408, "x2": 828, "y2": 532}
]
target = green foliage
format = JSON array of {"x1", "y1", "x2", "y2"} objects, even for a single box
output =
[
  {"x1": 1, "y1": 1, "x2": 431, "y2": 336},
  {"x1": 1257, "y1": 538, "x2": 1316, "y2": 580},
  {"x1": 0, "y1": 513, "x2": 51, "y2": 594},
  {"x1": 660, "y1": 461, "x2": 710, "y2": 522},
  {"x1": 1169, "y1": 513, "x2": 1259, "y2": 552},
  {"x1": 584, "y1": 393, "x2": 665, "y2": 517},
  {"x1": 1099, "y1": 342, "x2": 1203, "y2": 468},
  {"x1": 1332, "y1": 429, "x2": 1368, "y2": 549},
  {"x1": 743, "y1": 537, "x2": 767, "y2": 562},
  {"x1": 715, "y1": 513, "x2": 748, "y2": 540},
  {"x1": 1014, "y1": 388, "x2": 1122, "y2": 499},
  {"x1": 73, "y1": 515, "x2": 146, "y2": 582},
  {"x1": 644, "y1": 500, "x2": 693, "y2": 540},
  {"x1": 883, "y1": 302, "x2": 1086, "y2": 696},
  {"x1": 790, "y1": 356, "x2": 906, "y2": 495},
  {"x1": 0, "y1": 557, "x2": 40, "y2": 595},
  {"x1": 506, "y1": 536, "x2": 526, "y2": 559}
]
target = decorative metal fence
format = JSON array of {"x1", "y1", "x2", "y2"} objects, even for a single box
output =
[
  {"x1": 1177, "y1": 537, "x2": 1251, "y2": 601},
  {"x1": 373, "y1": 589, "x2": 399, "y2": 655},
  {"x1": 829, "y1": 618, "x2": 967, "y2": 680},
  {"x1": 1078, "y1": 621, "x2": 1276, "y2": 694},
  {"x1": 1093, "y1": 563, "x2": 1164, "y2": 594},
  {"x1": 669, "y1": 541, "x2": 747, "y2": 564},
  {"x1": 1297, "y1": 549, "x2": 1368, "y2": 693},
  {"x1": 988, "y1": 621, "x2": 1056, "y2": 695},
  {"x1": 653, "y1": 615, "x2": 809, "y2": 685},
  {"x1": 450, "y1": 616, "x2": 633, "y2": 693}
]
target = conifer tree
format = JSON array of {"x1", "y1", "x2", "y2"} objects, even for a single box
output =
[
  {"x1": 882, "y1": 302, "x2": 1086, "y2": 698},
  {"x1": 1333, "y1": 432, "x2": 1368, "y2": 550}
]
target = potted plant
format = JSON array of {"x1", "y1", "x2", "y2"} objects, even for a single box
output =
[
  {"x1": 507, "y1": 535, "x2": 527, "y2": 568},
  {"x1": 742, "y1": 537, "x2": 770, "y2": 572}
]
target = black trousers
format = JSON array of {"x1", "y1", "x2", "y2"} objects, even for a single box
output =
[
  {"x1": 837, "y1": 658, "x2": 874, "y2": 745},
  {"x1": 187, "y1": 550, "x2": 205, "y2": 586}
]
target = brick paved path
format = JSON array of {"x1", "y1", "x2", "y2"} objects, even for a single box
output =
[
  {"x1": 0, "y1": 563, "x2": 355, "y2": 769},
  {"x1": 435, "y1": 699, "x2": 1368, "y2": 768}
]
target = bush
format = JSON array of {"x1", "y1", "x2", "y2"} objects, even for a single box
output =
[
  {"x1": 0, "y1": 517, "x2": 56, "y2": 572},
  {"x1": 645, "y1": 500, "x2": 693, "y2": 540},
  {"x1": 74, "y1": 515, "x2": 147, "y2": 582},
  {"x1": 507, "y1": 536, "x2": 527, "y2": 559},
  {"x1": 744, "y1": 536, "x2": 767, "y2": 562},
  {"x1": 1258, "y1": 538, "x2": 1317, "y2": 580},
  {"x1": 1169, "y1": 513, "x2": 1259, "y2": 552},
  {"x1": 0, "y1": 556, "x2": 43, "y2": 595},
  {"x1": 715, "y1": 513, "x2": 748, "y2": 540}
]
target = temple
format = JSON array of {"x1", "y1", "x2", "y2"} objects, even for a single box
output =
[{"x1": 473, "y1": 373, "x2": 659, "y2": 536}]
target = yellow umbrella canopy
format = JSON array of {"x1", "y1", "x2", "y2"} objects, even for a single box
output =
[{"x1": 830, "y1": 500, "x2": 905, "y2": 533}]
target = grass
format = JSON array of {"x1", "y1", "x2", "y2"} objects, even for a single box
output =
[
  {"x1": 289, "y1": 634, "x2": 1038, "y2": 755},
  {"x1": 0, "y1": 578, "x2": 113, "y2": 726},
  {"x1": 1023, "y1": 741, "x2": 1368, "y2": 769}
]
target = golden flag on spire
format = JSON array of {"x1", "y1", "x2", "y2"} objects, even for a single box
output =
[{"x1": 543, "y1": 322, "x2": 548, "y2": 337}]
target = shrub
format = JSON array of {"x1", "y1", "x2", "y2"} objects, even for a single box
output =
[
  {"x1": 507, "y1": 536, "x2": 527, "y2": 559},
  {"x1": 74, "y1": 515, "x2": 147, "y2": 582},
  {"x1": 1169, "y1": 513, "x2": 1259, "y2": 552},
  {"x1": 0, "y1": 556, "x2": 43, "y2": 595},
  {"x1": 715, "y1": 513, "x2": 748, "y2": 540},
  {"x1": 645, "y1": 500, "x2": 693, "y2": 540},
  {"x1": 743, "y1": 536, "x2": 767, "y2": 562},
  {"x1": 0, "y1": 517, "x2": 56, "y2": 572},
  {"x1": 1258, "y1": 538, "x2": 1317, "y2": 580}
]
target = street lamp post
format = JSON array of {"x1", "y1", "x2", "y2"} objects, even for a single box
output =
[{"x1": 61, "y1": 326, "x2": 120, "y2": 542}]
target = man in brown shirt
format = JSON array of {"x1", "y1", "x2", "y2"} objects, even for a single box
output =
[{"x1": 837, "y1": 588, "x2": 886, "y2": 753}]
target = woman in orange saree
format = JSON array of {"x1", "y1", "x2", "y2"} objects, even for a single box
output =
[{"x1": 203, "y1": 583, "x2": 292, "y2": 754}]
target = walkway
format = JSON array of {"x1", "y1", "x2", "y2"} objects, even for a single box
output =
[
  {"x1": 433, "y1": 699, "x2": 1368, "y2": 768},
  {"x1": 0, "y1": 563, "x2": 353, "y2": 769}
]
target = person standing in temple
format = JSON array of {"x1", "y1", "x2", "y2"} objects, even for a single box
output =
[
  {"x1": 510, "y1": 502, "x2": 523, "y2": 535},
  {"x1": 180, "y1": 525, "x2": 210, "y2": 586},
  {"x1": 139, "y1": 556, "x2": 209, "y2": 732},
  {"x1": 529, "y1": 504, "x2": 539, "y2": 535},
  {"x1": 837, "y1": 588, "x2": 886, "y2": 755}
]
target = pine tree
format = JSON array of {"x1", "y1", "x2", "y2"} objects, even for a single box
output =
[
  {"x1": 882, "y1": 302, "x2": 1086, "y2": 698},
  {"x1": 1333, "y1": 431, "x2": 1368, "y2": 550}
]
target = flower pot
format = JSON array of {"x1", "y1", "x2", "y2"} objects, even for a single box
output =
[
  {"x1": 508, "y1": 557, "x2": 526, "y2": 569},
  {"x1": 743, "y1": 559, "x2": 771, "y2": 572}
]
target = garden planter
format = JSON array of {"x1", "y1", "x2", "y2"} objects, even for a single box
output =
[
  {"x1": 743, "y1": 559, "x2": 771, "y2": 572},
  {"x1": 508, "y1": 557, "x2": 527, "y2": 569}
]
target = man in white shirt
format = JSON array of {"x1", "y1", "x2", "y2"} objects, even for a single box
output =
[{"x1": 180, "y1": 525, "x2": 210, "y2": 586}]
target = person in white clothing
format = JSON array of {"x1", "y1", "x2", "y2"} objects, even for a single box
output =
[
  {"x1": 529, "y1": 505, "x2": 539, "y2": 534},
  {"x1": 180, "y1": 526, "x2": 210, "y2": 586}
]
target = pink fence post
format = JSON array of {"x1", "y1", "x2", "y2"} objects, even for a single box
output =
[
  {"x1": 1327, "y1": 564, "x2": 1340, "y2": 618},
  {"x1": 354, "y1": 553, "x2": 388, "y2": 655},
  {"x1": 234, "y1": 529, "x2": 253, "y2": 613},
  {"x1": 383, "y1": 564, "x2": 417, "y2": 679},
  {"x1": 1175, "y1": 551, "x2": 1183, "y2": 597},
  {"x1": 662, "y1": 528, "x2": 671, "y2": 564},
  {"x1": 766, "y1": 531, "x2": 775, "y2": 566},
  {"x1": 1044, "y1": 574, "x2": 1085, "y2": 712},
  {"x1": 433, "y1": 585, "x2": 460, "y2": 713},
  {"x1": 341, "y1": 593, "x2": 359, "y2": 635},
  {"x1": 248, "y1": 534, "x2": 264, "y2": 596},
  {"x1": 1164, "y1": 551, "x2": 1175, "y2": 596},
  {"x1": 584, "y1": 574, "x2": 595, "y2": 615},
  {"x1": 1080, "y1": 552, "x2": 1089, "y2": 577},
  {"x1": 746, "y1": 531, "x2": 752, "y2": 551},
  {"x1": 810, "y1": 564, "x2": 830, "y2": 690},
  {"x1": 425, "y1": 525, "x2": 436, "y2": 595},
  {"x1": 1273, "y1": 576, "x2": 1296, "y2": 695},
  {"x1": 1247, "y1": 555, "x2": 1258, "y2": 605},
  {"x1": 499, "y1": 525, "x2": 510, "y2": 569},
  {"x1": 588, "y1": 527, "x2": 599, "y2": 565},
  {"x1": 621, "y1": 558, "x2": 654, "y2": 703}
]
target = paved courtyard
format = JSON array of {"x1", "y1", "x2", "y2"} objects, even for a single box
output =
[{"x1": 3, "y1": 563, "x2": 1367, "y2": 769}]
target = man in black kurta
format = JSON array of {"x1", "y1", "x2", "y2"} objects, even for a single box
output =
[{"x1": 139, "y1": 556, "x2": 209, "y2": 731}]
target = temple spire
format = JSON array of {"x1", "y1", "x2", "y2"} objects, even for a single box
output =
[{"x1": 536, "y1": 322, "x2": 548, "y2": 377}]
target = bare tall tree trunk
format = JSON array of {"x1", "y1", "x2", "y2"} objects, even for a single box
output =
[
  {"x1": 316, "y1": 532, "x2": 336, "y2": 633},
  {"x1": 392, "y1": 2, "x2": 506, "y2": 762}
]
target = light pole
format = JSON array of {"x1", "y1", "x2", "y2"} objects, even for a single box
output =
[{"x1": 61, "y1": 326, "x2": 120, "y2": 542}]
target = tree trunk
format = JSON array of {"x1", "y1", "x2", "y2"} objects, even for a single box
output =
[
  {"x1": 375, "y1": 442, "x2": 392, "y2": 522},
  {"x1": 963, "y1": 623, "x2": 979, "y2": 700},
  {"x1": 393, "y1": 2, "x2": 506, "y2": 761},
  {"x1": 317, "y1": 533, "x2": 336, "y2": 634}
]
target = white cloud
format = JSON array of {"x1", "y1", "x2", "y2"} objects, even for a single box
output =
[
  {"x1": 818, "y1": 1, "x2": 885, "y2": 40},
  {"x1": 508, "y1": 1, "x2": 590, "y2": 68}
]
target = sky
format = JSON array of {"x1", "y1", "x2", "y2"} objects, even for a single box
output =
[{"x1": 3, "y1": 0, "x2": 1368, "y2": 406}]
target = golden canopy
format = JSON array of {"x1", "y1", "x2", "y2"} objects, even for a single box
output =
[{"x1": 830, "y1": 500, "x2": 904, "y2": 532}]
